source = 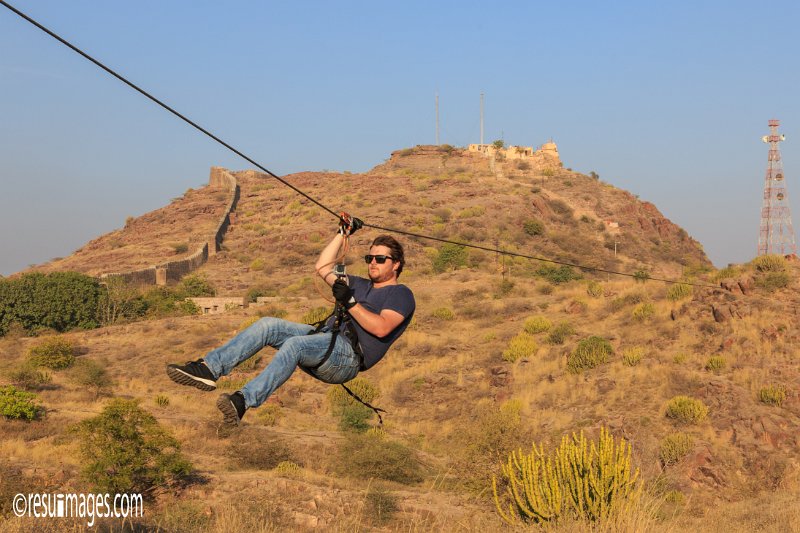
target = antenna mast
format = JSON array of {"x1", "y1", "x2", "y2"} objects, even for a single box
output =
[
  {"x1": 480, "y1": 92, "x2": 484, "y2": 145},
  {"x1": 435, "y1": 92, "x2": 440, "y2": 145},
  {"x1": 758, "y1": 119, "x2": 797, "y2": 256}
]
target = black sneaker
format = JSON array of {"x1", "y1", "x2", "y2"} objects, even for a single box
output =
[
  {"x1": 216, "y1": 391, "x2": 247, "y2": 430},
  {"x1": 166, "y1": 359, "x2": 217, "y2": 391}
]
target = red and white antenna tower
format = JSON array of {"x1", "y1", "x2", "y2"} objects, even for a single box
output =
[{"x1": 758, "y1": 119, "x2": 797, "y2": 256}]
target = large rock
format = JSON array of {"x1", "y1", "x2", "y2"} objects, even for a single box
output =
[{"x1": 712, "y1": 304, "x2": 729, "y2": 323}]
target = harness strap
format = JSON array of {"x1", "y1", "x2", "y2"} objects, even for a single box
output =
[
  {"x1": 341, "y1": 383, "x2": 388, "y2": 426},
  {"x1": 303, "y1": 304, "x2": 344, "y2": 371},
  {"x1": 301, "y1": 303, "x2": 388, "y2": 425}
]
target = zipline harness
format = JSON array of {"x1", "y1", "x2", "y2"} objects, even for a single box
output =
[{"x1": 301, "y1": 214, "x2": 387, "y2": 424}]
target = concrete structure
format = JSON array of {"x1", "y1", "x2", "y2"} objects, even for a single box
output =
[{"x1": 188, "y1": 296, "x2": 246, "y2": 315}]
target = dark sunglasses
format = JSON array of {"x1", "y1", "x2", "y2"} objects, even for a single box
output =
[{"x1": 364, "y1": 254, "x2": 394, "y2": 264}]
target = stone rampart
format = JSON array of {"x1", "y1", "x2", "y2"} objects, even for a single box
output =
[
  {"x1": 101, "y1": 167, "x2": 239, "y2": 286},
  {"x1": 100, "y1": 266, "x2": 157, "y2": 286}
]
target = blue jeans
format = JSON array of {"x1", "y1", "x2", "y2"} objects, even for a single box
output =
[{"x1": 202, "y1": 317, "x2": 361, "y2": 408}]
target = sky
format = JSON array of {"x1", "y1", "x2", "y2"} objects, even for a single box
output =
[{"x1": 2, "y1": 0, "x2": 800, "y2": 276}]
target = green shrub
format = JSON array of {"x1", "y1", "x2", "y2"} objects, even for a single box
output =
[
  {"x1": 245, "y1": 285, "x2": 277, "y2": 303},
  {"x1": 711, "y1": 266, "x2": 740, "y2": 282},
  {"x1": 548, "y1": 199, "x2": 573, "y2": 218},
  {"x1": 547, "y1": 321, "x2": 575, "y2": 345},
  {"x1": 664, "y1": 490, "x2": 685, "y2": 505},
  {"x1": 631, "y1": 302, "x2": 655, "y2": 322},
  {"x1": 216, "y1": 377, "x2": 249, "y2": 391},
  {"x1": 758, "y1": 385, "x2": 786, "y2": 406},
  {"x1": 0, "y1": 271, "x2": 101, "y2": 336},
  {"x1": 493, "y1": 427, "x2": 640, "y2": 524},
  {"x1": 432, "y1": 207, "x2": 452, "y2": 223},
  {"x1": 756, "y1": 271, "x2": 790, "y2": 292},
  {"x1": 155, "y1": 395, "x2": 170, "y2": 408},
  {"x1": 432, "y1": 243, "x2": 468, "y2": 273},
  {"x1": 659, "y1": 432, "x2": 693, "y2": 466},
  {"x1": 536, "y1": 265, "x2": 581, "y2": 284},
  {"x1": 0, "y1": 386, "x2": 41, "y2": 420},
  {"x1": 523, "y1": 219, "x2": 545, "y2": 236},
  {"x1": 249, "y1": 258, "x2": 265, "y2": 271},
  {"x1": 459, "y1": 400, "x2": 523, "y2": 491},
  {"x1": 523, "y1": 315, "x2": 552, "y2": 334},
  {"x1": 256, "y1": 403, "x2": 282, "y2": 426},
  {"x1": 28, "y1": 337, "x2": 75, "y2": 370},
  {"x1": 673, "y1": 353, "x2": 689, "y2": 364},
  {"x1": 457, "y1": 206, "x2": 486, "y2": 219},
  {"x1": 337, "y1": 403, "x2": 374, "y2": 433},
  {"x1": 431, "y1": 307, "x2": 455, "y2": 320},
  {"x1": 68, "y1": 359, "x2": 112, "y2": 399},
  {"x1": 622, "y1": 346, "x2": 644, "y2": 366},
  {"x1": 302, "y1": 306, "x2": 331, "y2": 324},
  {"x1": 502, "y1": 333, "x2": 538, "y2": 363},
  {"x1": 705, "y1": 356, "x2": 726, "y2": 373},
  {"x1": 567, "y1": 336, "x2": 613, "y2": 373},
  {"x1": 365, "y1": 485, "x2": 399, "y2": 526},
  {"x1": 752, "y1": 254, "x2": 787, "y2": 272},
  {"x1": 586, "y1": 281, "x2": 604, "y2": 298},
  {"x1": 667, "y1": 283, "x2": 692, "y2": 301},
  {"x1": 336, "y1": 433, "x2": 424, "y2": 484},
  {"x1": 137, "y1": 286, "x2": 200, "y2": 318},
  {"x1": 9, "y1": 364, "x2": 52, "y2": 390},
  {"x1": 327, "y1": 377, "x2": 379, "y2": 408},
  {"x1": 73, "y1": 398, "x2": 191, "y2": 493},
  {"x1": 327, "y1": 378, "x2": 381, "y2": 432},
  {"x1": 537, "y1": 283, "x2": 554, "y2": 295},
  {"x1": 179, "y1": 274, "x2": 215, "y2": 297},
  {"x1": 665, "y1": 396, "x2": 708, "y2": 424},
  {"x1": 633, "y1": 269, "x2": 650, "y2": 283},
  {"x1": 495, "y1": 279, "x2": 515, "y2": 298},
  {"x1": 274, "y1": 461, "x2": 302, "y2": 477},
  {"x1": 171, "y1": 243, "x2": 189, "y2": 254}
]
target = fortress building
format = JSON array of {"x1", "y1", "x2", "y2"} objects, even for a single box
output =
[{"x1": 467, "y1": 140, "x2": 559, "y2": 163}]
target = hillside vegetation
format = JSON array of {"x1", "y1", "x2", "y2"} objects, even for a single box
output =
[{"x1": 1, "y1": 147, "x2": 799, "y2": 532}]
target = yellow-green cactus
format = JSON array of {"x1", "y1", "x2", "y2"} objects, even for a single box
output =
[{"x1": 493, "y1": 427, "x2": 640, "y2": 524}]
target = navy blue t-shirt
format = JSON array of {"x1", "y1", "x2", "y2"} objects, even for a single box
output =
[{"x1": 342, "y1": 275, "x2": 415, "y2": 370}]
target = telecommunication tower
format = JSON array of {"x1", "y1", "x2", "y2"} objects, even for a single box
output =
[{"x1": 758, "y1": 119, "x2": 797, "y2": 256}]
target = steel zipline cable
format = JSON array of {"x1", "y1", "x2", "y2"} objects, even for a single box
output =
[
  {"x1": 0, "y1": 0, "x2": 722, "y2": 291},
  {"x1": 0, "y1": 0, "x2": 338, "y2": 220}
]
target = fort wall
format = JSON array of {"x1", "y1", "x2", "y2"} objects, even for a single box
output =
[{"x1": 101, "y1": 167, "x2": 239, "y2": 286}]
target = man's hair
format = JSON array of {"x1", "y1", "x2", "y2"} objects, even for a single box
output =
[{"x1": 371, "y1": 235, "x2": 405, "y2": 278}]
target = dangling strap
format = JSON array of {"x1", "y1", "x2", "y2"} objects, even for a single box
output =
[
  {"x1": 341, "y1": 383, "x2": 388, "y2": 426},
  {"x1": 303, "y1": 304, "x2": 344, "y2": 371}
]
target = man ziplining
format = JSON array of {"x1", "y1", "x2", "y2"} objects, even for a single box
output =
[{"x1": 165, "y1": 216, "x2": 415, "y2": 431}]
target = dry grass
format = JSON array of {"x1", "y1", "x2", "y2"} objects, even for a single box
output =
[{"x1": 2, "y1": 164, "x2": 800, "y2": 531}]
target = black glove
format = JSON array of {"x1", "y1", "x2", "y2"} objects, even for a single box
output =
[
  {"x1": 332, "y1": 279, "x2": 357, "y2": 310},
  {"x1": 338, "y1": 214, "x2": 363, "y2": 236}
]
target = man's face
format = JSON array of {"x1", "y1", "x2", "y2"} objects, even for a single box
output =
[{"x1": 367, "y1": 245, "x2": 399, "y2": 283}]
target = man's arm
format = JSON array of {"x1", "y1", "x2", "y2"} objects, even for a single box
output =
[
  {"x1": 348, "y1": 306, "x2": 405, "y2": 338},
  {"x1": 315, "y1": 234, "x2": 345, "y2": 287}
]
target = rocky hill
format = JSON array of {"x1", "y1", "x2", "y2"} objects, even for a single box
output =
[
  {"x1": 2, "y1": 147, "x2": 799, "y2": 532},
  {"x1": 29, "y1": 145, "x2": 708, "y2": 289}
]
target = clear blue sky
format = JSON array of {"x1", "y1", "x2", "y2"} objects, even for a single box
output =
[{"x1": 2, "y1": 1, "x2": 800, "y2": 275}]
